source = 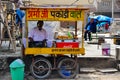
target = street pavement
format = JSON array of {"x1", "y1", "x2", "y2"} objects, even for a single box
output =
[
  {"x1": 80, "y1": 33, "x2": 117, "y2": 58},
  {"x1": 1, "y1": 71, "x2": 120, "y2": 80},
  {"x1": 76, "y1": 72, "x2": 120, "y2": 80}
]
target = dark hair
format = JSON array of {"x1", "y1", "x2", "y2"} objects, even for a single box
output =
[
  {"x1": 90, "y1": 18, "x2": 94, "y2": 20},
  {"x1": 37, "y1": 21, "x2": 44, "y2": 25}
]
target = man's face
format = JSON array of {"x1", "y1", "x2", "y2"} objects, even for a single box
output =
[
  {"x1": 90, "y1": 19, "x2": 94, "y2": 23},
  {"x1": 37, "y1": 22, "x2": 43, "y2": 30}
]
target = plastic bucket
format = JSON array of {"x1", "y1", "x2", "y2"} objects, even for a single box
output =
[
  {"x1": 9, "y1": 59, "x2": 25, "y2": 80},
  {"x1": 10, "y1": 67, "x2": 24, "y2": 80},
  {"x1": 62, "y1": 70, "x2": 71, "y2": 76},
  {"x1": 61, "y1": 66, "x2": 71, "y2": 77},
  {"x1": 101, "y1": 43, "x2": 110, "y2": 56}
]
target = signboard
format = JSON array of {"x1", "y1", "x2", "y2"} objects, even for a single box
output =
[
  {"x1": 26, "y1": 8, "x2": 86, "y2": 21},
  {"x1": 25, "y1": 48, "x2": 84, "y2": 55}
]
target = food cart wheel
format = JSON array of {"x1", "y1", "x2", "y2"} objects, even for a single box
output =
[
  {"x1": 57, "y1": 55, "x2": 69, "y2": 65},
  {"x1": 57, "y1": 58, "x2": 78, "y2": 79},
  {"x1": 30, "y1": 57, "x2": 52, "y2": 79}
]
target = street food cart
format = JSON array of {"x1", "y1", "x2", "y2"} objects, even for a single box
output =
[{"x1": 21, "y1": 7, "x2": 89, "y2": 79}]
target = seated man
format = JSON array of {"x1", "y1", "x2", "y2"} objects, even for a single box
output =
[
  {"x1": 22, "y1": 21, "x2": 54, "y2": 56},
  {"x1": 22, "y1": 21, "x2": 48, "y2": 47},
  {"x1": 28, "y1": 20, "x2": 47, "y2": 47},
  {"x1": 84, "y1": 18, "x2": 97, "y2": 41}
]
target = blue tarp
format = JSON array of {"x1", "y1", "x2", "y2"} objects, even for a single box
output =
[
  {"x1": 16, "y1": 9, "x2": 25, "y2": 28},
  {"x1": 96, "y1": 22, "x2": 106, "y2": 27},
  {"x1": 88, "y1": 15, "x2": 112, "y2": 23},
  {"x1": 88, "y1": 15, "x2": 113, "y2": 27}
]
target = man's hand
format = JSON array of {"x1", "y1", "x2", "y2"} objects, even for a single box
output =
[
  {"x1": 43, "y1": 39, "x2": 47, "y2": 42},
  {"x1": 29, "y1": 37, "x2": 34, "y2": 42},
  {"x1": 84, "y1": 29, "x2": 87, "y2": 32}
]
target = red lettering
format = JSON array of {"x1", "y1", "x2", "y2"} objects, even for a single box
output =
[{"x1": 41, "y1": 9, "x2": 48, "y2": 18}]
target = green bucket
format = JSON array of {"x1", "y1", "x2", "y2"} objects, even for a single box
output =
[{"x1": 9, "y1": 59, "x2": 25, "y2": 80}]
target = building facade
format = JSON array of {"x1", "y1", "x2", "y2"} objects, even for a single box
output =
[{"x1": 94, "y1": 0, "x2": 120, "y2": 18}]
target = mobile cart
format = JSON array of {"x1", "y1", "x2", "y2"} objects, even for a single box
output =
[{"x1": 21, "y1": 7, "x2": 89, "y2": 79}]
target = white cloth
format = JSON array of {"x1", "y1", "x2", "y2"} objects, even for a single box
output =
[{"x1": 28, "y1": 27, "x2": 47, "y2": 41}]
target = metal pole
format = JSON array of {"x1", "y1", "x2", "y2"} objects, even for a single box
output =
[
  {"x1": 112, "y1": 0, "x2": 114, "y2": 19},
  {"x1": 110, "y1": 0, "x2": 114, "y2": 36}
]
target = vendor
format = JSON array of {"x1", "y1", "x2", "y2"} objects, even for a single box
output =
[
  {"x1": 28, "y1": 21, "x2": 47, "y2": 42},
  {"x1": 23, "y1": 21, "x2": 53, "y2": 48}
]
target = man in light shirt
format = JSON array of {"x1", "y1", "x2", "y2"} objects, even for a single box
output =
[
  {"x1": 28, "y1": 21, "x2": 47, "y2": 42},
  {"x1": 28, "y1": 21, "x2": 48, "y2": 47},
  {"x1": 23, "y1": 21, "x2": 54, "y2": 48}
]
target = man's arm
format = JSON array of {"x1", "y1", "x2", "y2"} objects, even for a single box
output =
[
  {"x1": 44, "y1": 29, "x2": 48, "y2": 40},
  {"x1": 28, "y1": 28, "x2": 34, "y2": 42},
  {"x1": 28, "y1": 37, "x2": 34, "y2": 42},
  {"x1": 84, "y1": 22, "x2": 90, "y2": 31}
]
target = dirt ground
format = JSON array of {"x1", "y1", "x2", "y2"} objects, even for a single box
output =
[{"x1": 1, "y1": 69, "x2": 120, "y2": 80}]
